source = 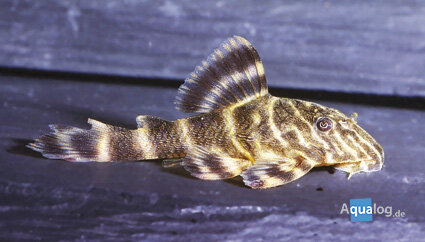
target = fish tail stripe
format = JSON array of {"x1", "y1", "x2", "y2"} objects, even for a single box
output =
[
  {"x1": 176, "y1": 119, "x2": 192, "y2": 151},
  {"x1": 27, "y1": 118, "x2": 185, "y2": 162},
  {"x1": 141, "y1": 116, "x2": 185, "y2": 159},
  {"x1": 96, "y1": 130, "x2": 111, "y2": 161},
  {"x1": 107, "y1": 126, "x2": 144, "y2": 161},
  {"x1": 28, "y1": 120, "x2": 107, "y2": 162}
]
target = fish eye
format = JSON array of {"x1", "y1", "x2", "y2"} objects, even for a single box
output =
[{"x1": 316, "y1": 117, "x2": 333, "y2": 132}]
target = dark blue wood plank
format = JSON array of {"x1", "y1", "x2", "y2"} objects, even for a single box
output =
[
  {"x1": 1, "y1": 0, "x2": 425, "y2": 96},
  {"x1": 0, "y1": 73, "x2": 424, "y2": 240}
]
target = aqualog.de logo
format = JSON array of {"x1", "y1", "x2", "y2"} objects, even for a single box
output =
[
  {"x1": 340, "y1": 198, "x2": 406, "y2": 222},
  {"x1": 347, "y1": 198, "x2": 372, "y2": 222}
]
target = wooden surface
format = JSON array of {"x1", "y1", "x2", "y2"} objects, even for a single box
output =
[
  {"x1": 1, "y1": 0, "x2": 425, "y2": 97},
  {"x1": 1, "y1": 1, "x2": 425, "y2": 240},
  {"x1": 1, "y1": 73, "x2": 424, "y2": 240}
]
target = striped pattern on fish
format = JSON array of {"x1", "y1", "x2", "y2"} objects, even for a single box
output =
[{"x1": 28, "y1": 36, "x2": 384, "y2": 189}]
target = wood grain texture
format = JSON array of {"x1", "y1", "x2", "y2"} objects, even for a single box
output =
[
  {"x1": 1, "y1": 74, "x2": 424, "y2": 240},
  {"x1": 1, "y1": 0, "x2": 425, "y2": 96}
]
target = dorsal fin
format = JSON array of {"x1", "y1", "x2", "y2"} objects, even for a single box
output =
[{"x1": 175, "y1": 36, "x2": 268, "y2": 113}]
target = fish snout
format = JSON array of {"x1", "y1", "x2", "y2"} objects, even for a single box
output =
[{"x1": 365, "y1": 142, "x2": 384, "y2": 172}]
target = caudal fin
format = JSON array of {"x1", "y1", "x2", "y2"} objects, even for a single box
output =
[
  {"x1": 28, "y1": 117, "x2": 185, "y2": 162},
  {"x1": 28, "y1": 119, "x2": 147, "y2": 162}
]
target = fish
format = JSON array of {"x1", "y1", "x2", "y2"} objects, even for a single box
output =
[{"x1": 27, "y1": 36, "x2": 384, "y2": 189}]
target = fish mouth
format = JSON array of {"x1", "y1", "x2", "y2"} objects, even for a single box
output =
[
  {"x1": 368, "y1": 141, "x2": 385, "y2": 172},
  {"x1": 368, "y1": 151, "x2": 385, "y2": 172},
  {"x1": 360, "y1": 158, "x2": 384, "y2": 172},
  {"x1": 333, "y1": 155, "x2": 384, "y2": 177},
  {"x1": 348, "y1": 121, "x2": 385, "y2": 172},
  {"x1": 358, "y1": 147, "x2": 385, "y2": 172}
]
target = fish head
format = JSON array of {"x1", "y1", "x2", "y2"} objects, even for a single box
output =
[{"x1": 275, "y1": 98, "x2": 384, "y2": 176}]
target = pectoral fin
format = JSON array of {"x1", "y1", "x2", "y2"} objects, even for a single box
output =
[
  {"x1": 241, "y1": 158, "x2": 314, "y2": 189},
  {"x1": 182, "y1": 146, "x2": 250, "y2": 180}
]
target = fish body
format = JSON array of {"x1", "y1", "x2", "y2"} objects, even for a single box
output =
[{"x1": 28, "y1": 36, "x2": 384, "y2": 189}]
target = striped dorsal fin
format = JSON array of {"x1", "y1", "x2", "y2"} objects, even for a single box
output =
[{"x1": 175, "y1": 36, "x2": 268, "y2": 113}]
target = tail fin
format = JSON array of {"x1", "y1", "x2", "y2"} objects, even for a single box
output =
[{"x1": 28, "y1": 118, "x2": 179, "y2": 162}]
